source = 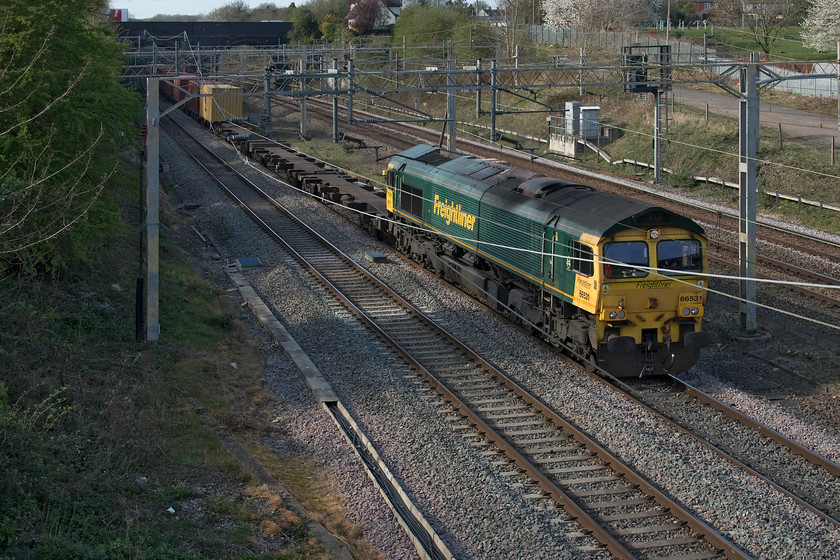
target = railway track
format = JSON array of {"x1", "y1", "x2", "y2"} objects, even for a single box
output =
[
  {"x1": 611, "y1": 375, "x2": 840, "y2": 529},
  {"x1": 162, "y1": 114, "x2": 752, "y2": 559}
]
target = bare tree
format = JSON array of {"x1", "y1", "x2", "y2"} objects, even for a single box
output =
[{"x1": 714, "y1": 0, "x2": 800, "y2": 54}]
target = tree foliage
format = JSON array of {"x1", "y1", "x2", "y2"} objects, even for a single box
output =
[
  {"x1": 661, "y1": 1, "x2": 702, "y2": 25},
  {"x1": 307, "y1": 0, "x2": 350, "y2": 25},
  {"x1": 802, "y1": 0, "x2": 840, "y2": 51},
  {"x1": 542, "y1": 0, "x2": 659, "y2": 30},
  {"x1": 205, "y1": 0, "x2": 253, "y2": 21},
  {"x1": 0, "y1": 0, "x2": 140, "y2": 276},
  {"x1": 289, "y1": 7, "x2": 323, "y2": 43},
  {"x1": 392, "y1": 5, "x2": 498, "y2": 59}
]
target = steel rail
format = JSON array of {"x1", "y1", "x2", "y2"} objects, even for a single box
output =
[
  {"x1": 164, "y1": 113, "x2": 753, "y2": 560},
  {"x1": 707, "y1": 254, "x2": 840, "y2": 308},
  {"x1": 162, "y1": 117, "x2": 458, "y2": 560},
  {"x1": 588, "y1": 372, "x2": 840, "y2": 530}
]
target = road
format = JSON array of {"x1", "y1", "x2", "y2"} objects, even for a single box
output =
[{"x1": 671, "y1": 86, "x2": 840, "y2": 145}]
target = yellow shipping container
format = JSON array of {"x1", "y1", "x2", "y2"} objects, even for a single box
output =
[{"x1": 199, "y1": 84, "x2": 243, "y2": 123}]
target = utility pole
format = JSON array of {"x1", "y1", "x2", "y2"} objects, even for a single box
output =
[
  {"x1": 738, "y1": 53, "x2": 760, "y2": 335},
  {"x1": 491, "y1": 59, "x2": 498, "y2": 142},
  {"x1": 144, "y1": 77, "x2": 160, "y2": 342},
  {"x1": 264, "y1": 65, "x2": 274, "y2": 139},
  {"x1": 300, "y1": 48, "x2": 308, "y2": 138},
  {"x1": 447, "y1": 57, "x2": 457, "y2": 152},
  {"x1": 654, "y1": 90, "x2": 663, "y2": 183},
  {"x1": 332, "y1": 58, "x2": 340, "y2": 143}
]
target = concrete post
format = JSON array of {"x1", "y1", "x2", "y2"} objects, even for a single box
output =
[
  {"x1": 144, "y1": 77, "x2": 160, "y2": 342},
  {"x1": 739, "y1": 53, "x2": 759, "y2": 334}
]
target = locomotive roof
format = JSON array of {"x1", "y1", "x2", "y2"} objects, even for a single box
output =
[{"x1": 390, "y1": 145, "x2": 704, "y2": 238}]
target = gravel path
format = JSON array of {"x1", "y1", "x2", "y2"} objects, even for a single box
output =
[{"x1": 161, "y1": 113, "x2": 840, "y2": 559}]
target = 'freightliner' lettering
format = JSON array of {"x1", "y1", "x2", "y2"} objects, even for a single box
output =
[
  {"x1": 433, "y1": 194, "x2": 476, "y2": 231},
  {"x1": 635, "y1": 280, "x2": 673, "y2": 289}
]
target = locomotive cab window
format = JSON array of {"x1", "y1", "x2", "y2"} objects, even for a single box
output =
[
  {"x1": 570, "y1": 241, "x2": 593, "y2": 277},
  {"x1": 400, "y1": 181, "x2": 424, "y2": 218},
  {"x1": 657, "y1": 239, "x2": 702, "y2": 275},
  {"x1": 603, "y1": 241, "x2": 649, "y2": 279}
]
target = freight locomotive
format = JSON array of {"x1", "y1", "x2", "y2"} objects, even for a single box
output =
[{"x1": 382, "y1": 145, "x2": 710, "y2": 377}]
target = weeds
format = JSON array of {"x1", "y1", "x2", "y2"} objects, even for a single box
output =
[{"x1": 0, "y1": 165, "x2": 361, "y2": 559}]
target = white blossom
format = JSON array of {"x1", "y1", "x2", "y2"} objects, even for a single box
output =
[
  {"x1": 802, "y1": 0, "x2": 840, "y2": 52},
  {"x1": 542, "y1": 0, "x2": 659, "y2": 30}
]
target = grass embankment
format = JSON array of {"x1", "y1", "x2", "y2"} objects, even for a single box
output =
[
  {"x1": 673, "y1": 26, "x2": 836, "y2": 61},
  {"x1": 0, "y1": 158, "x2": 373, "y2": 559}
]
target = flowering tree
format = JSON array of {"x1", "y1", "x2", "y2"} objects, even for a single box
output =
[
  {"x1": 542, "y1": 0, "x2": 659, "y2": 30},
  {"x1": 802, "y1": 0, "x2": 840, "y2": 52}
]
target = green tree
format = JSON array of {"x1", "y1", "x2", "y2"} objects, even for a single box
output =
[
  {"x1": 205, "y1": 0, "x2": 253, "y2": 21},
  {"x1": 289, "y1": 7, "x2": 323, "y2": 43},
  {"x1": 392, "y1": 5, "x2": 499, "y2": 59},
  {"x1": 307, "y1": 0, "x2": 350, "y2": 25},
  {"x1": 0, "y1": 0, "x2": 140, "y2": 276}
]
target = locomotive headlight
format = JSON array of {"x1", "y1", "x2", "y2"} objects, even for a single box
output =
[
  {"x1": 609, "y1": 311, "x2": 617, "y2": 320},
  {"x1": 691, "y1": 307, "x2": 700, "y2": 316},
  {"x1": 608, "y1": 310, "x2": 627, "y2": 320},
  {"x1": 681, "y1": 307, "x2": 691, "y2": 316},
  {"x1": 617, "y1": 310, "x2": 626, "y2": 319}
]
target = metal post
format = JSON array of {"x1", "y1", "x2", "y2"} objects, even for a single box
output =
[
  {"x1": 448, "y1": 58, "x2": 457, "y2": 152},
  {"x1": 739, "y1": 53, "x2": 760, "y2": 334},
  {"x1": 491, "y1": 59, "x2": 498, "y2": 142},
  {"x1": 654, "y1": 90, "x2": 662, "y2": 183},
  {"x1": 579, "y1": 47, "x2": 584, "y2": 97},
  {"x1": 347, "y1": 59, "x2": 354, "y2": 123},
  {"x1": 300, "y1": 48, "x2": 307, "y2": 138},
  {"x1": 264, "y1": 65, "x2": 274, "y2": 139},
  {"x1": 332, "y1": 58, "x2": 340, "y2": 143},
  {"x1": 144, "y1": 78, "x2": 160, "y2": 342},
  {"x1": 514, "y1": 44, "x2": 519, "y2": 87},
  {"x1": 476, "y1": 59, "x2": 482, "y2": 119}
]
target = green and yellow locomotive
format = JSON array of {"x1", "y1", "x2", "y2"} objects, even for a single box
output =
[{"x1": 383, "y1": 145, "x2": 710, "y2": 377}]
